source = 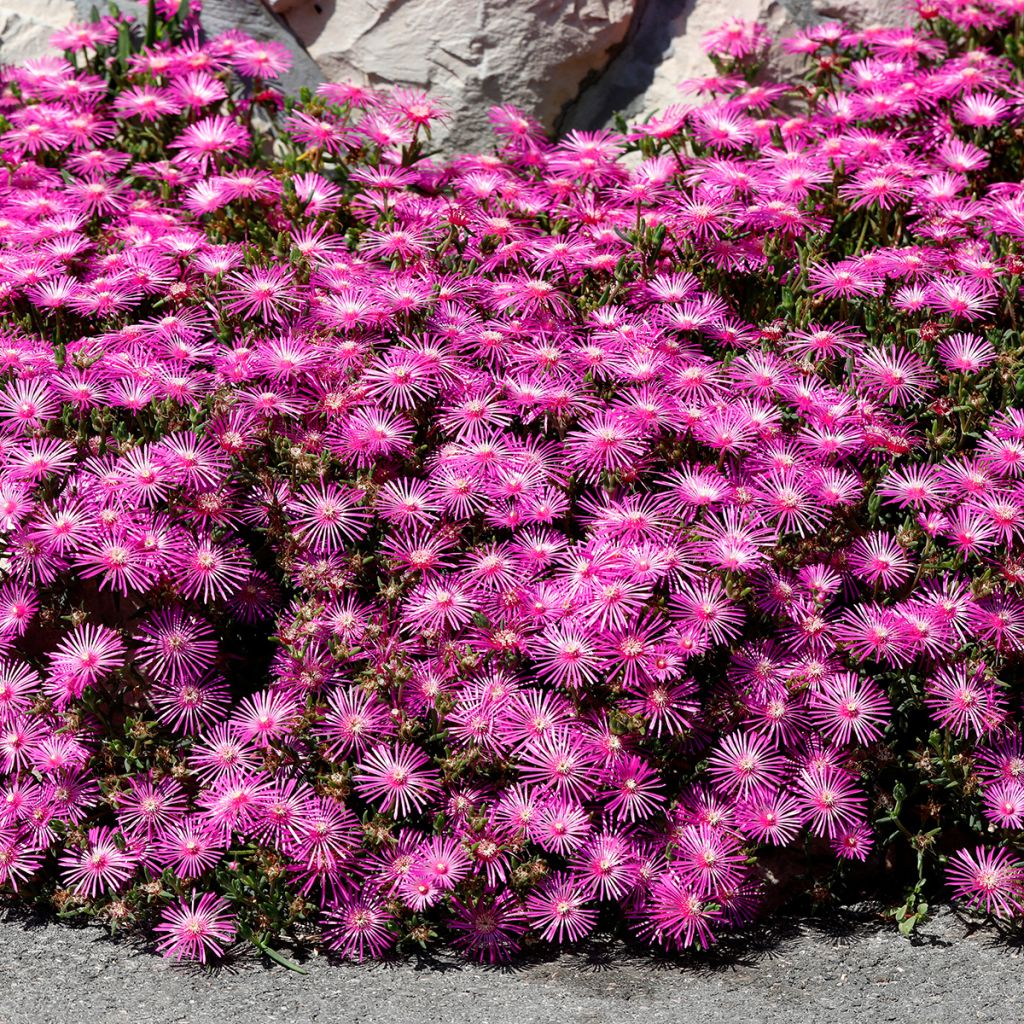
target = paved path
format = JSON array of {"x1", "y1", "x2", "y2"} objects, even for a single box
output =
[{"x1": 0, "y1": 906, "x2": 1017, "y2": 1024}]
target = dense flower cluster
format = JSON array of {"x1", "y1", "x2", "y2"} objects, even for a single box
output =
[{"x1": 0, "y1": 0, "x2": 1023, "y2": 964}]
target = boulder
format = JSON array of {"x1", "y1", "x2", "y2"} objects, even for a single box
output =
[
  {"x1": 0, "y1": 0, "x2": 76, "y2": 66},
  {"x1": 0, "y1": 0, "x2": 913, "y2": 155},
  {"x1": 281, "y1": 0, "x2": 637, "y2": 152},
  {"x1": 561, "y1": 0, "x2": 907, "y2": 132},
  {"x1": 65, "y1": 0, "x2": 326, "y2": 97}
]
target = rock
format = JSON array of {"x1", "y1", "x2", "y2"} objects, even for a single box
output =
[
  {"x1": 0, "y1": 0, "x2": 914, "y2": 155},
  {"x1": 195, "y1": 0, "x2": 324, "y2": 98},
  {"x1": 0, "y1": 0, "x2": 76, "y2": 66},
  {"x1": 68, "y1": 0, "x2": 325, "y2": 98},
  {"x1": 280, "y1": 0, "x2": 637, "y2": 153},
  {"x1": 561, "y1": 0, "x2": 907, "y2": 132}
]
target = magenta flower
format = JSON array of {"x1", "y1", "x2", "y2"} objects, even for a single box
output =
[
  {"x1": 154, "y1": 892, "x2": 237, "y2": 963},
  {"x1": 170, "y1": 533, "x2": 250, "y2": 603},
  {"x1": 354, "y1": 745, "x2": 441, "y2": 818},
  {"x1": 134, "y1": 608, "x2": 218, "y2": 685},
  {"x1": 170, "y1": 115, "x2": 249, "y2": 171},
  {"x1": 6, "y1": 0, "x2": 1024, "y2": 961},
  {"x1": 524, "y1": 872, "x2": 597, "y2": 944},
  {"x1": 947, "y1": 847, "x2": 1024, "y2": 919},
  {"x1": 707, "y1": 731, "x2": 788, "y2": 800},
  {"x1": 59, "y1": 827, "x2": 136, "y2": 898},
  {"x1": 47, "y1": 623, "x2": 125, "y2": 691},
  {"x1": 925, "y1": 664, "x2": 1008, "y2": 739},
  {"x1": 793, "y1": 767, "x2": 867, "y2": 839},
  {"x1": 450, "y1": 891, "x2": 527, "y2": 963},
  {"x1": 323, "y1": 892, "x2": 395, "y2": 962},
  {"x1": 809, "y1": 673, "x2": 891, "y2": 746},
  {"x1": 639, "y1": 873, "x2": 722, "y2": 951}
]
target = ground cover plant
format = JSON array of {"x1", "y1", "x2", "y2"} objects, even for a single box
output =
[{"x1": 0, "y1": 0, "x2": 1023, "y2": 967}]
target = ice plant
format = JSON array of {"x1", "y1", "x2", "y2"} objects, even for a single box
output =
[
  {"x1": 154, "y1": 892, "x2": 238, "y2": 964},
  {"x1": 0, "y1": 0, "x2": 1022, "y2": 967}
]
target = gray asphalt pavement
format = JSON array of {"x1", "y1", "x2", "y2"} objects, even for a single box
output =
[{"x1": 0, "y1": 906, "x2": 1017, "y2": 1024}]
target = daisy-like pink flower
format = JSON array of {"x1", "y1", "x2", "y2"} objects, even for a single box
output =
[
  {"x1": 925, "y1": 664, "x2": 1008, "y2": 739},
  {"x1": 322, "y1": 892, "x2": 395, "y2": 962},
  {"x1": 288, "y1": 479, "x2": 370, "y2": 551},
  {"x1": 232, "y1": 689, "x2": 301, "y2": 747},
  {"x1": 848, "y1": 532, "x2": 914, "y2": 589},
  {"x1": 449, "y1": 891, "x2": 527, "y2": 963},
  {"x1": 59, "y1": 826, "x2": 136, "y2": 898},
  {"x1": 48, "y1": 623, "x2": 125, "y2": 691},
  {"x1": 947, "y1": 846, "x2": 1024, "y2": 919},
  {"x1": 562, "y1": 412, "x2": 646, "y2": 482},
  {"x1": 809, "y1": 673, "x2": 891, "y2": 746},
  {"x1": 524, "y1": 872, "x2": 597, "y2": 944},
  {"x1": 736, "y1": 793, "x2": 802, "y2": 845},
  {"x1": 170, "y1": 115, "x2": 250, "y2": 171},
  {"x1": 529, "y1": 797, "x2": 591, "y2": 856},
  {"x1": 154, "y1": 892, "x2": 237, "y2": 963},
  {"x1": 354, "y1": 744, "x2": 441, "y2": 817},
  {"x1": 150, "y1": 674, "x2": 231, "y2": 735},
  {"x1": 316, "y1": 686, "x2": 397, "y2": 758},
  {"x1": 286, "y1": 796, "x2": 362, "y2": 897},
  {"x1": 570, "y1": 829, "x2": 636, "y2": 899},
  {"x1": 707, "y1": 730, "x2": 788, "y2": 800},
  {"x1": 222, "y1": 266, "x2": 299, "y2": 323},
  {"x1": 415, "y1": 835, "x2": 472, "y2": 891},
  {"x1": 937, "y1": 332, "x2": 997, "y2": 373},
  {"x1": 171, "y1": 532, "x2": 250, "y2": 602},
  {"x1": 673, "y1": 824, "x2": 745, "y2": 897},
  {"x1": 982, "y1": 780, "x2": 1024, "y2": 828},
  {"x1": 518, "y1": 731, "x2": 601, "y2": 802},
  {"x1": 752, "y1": 468, "x2": 828, "y2": 537},
  {"x1": 702, "y1": 17, "x2": 771, "y2": 58},
  {"x1": 149, "y1": 815, "x2": 226, "y2": 878},
  {"x1": 831, "y1": 825, "x2": 874, "y2": 861},
  {"x1": 639, "y1": 873, "x2": 721, "y2": 951},
  {"x1": 134, "y1": 608, "x2": 218, "y2": 685},
  {"x1": 856, "y1": 346, "x2": 934, "y2": 407},
  {"x1": 404, "y1": 577, "x2": 475, "y2": 633},
  {"x1": 600, "y1": 754, "x2": 665, "y2": 823},
  {"x1": 233, "y1": 39, "x2": 292, "y2": 80},
  {"x1": 808, "y1": 262, "x2": 882, "y2": 300},
  {"x1": 793, "y1": 767, "x2": 867, "y2": 839},
  {"x1": 927, "y1": 276, "x2": 997, "y2": 321}
]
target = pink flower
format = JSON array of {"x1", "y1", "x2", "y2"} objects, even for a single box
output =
[
  {"x1": 323, "y1": 892, "x2": 395, "y2": 961},
  {"x1": 48, "y1": 623, "x2": 125, "y2": 691},
  {"x1": 524, "y1": 872, "x2": 597, "y2": 944},
  {"x1": 707, "y1": 730, "x2": 787, "y2": 799},
  {"x1": 639, "y1": 873, "x2": 721, "y2": 950},
  {"x1": 354, "y1": 744, "x2": 441, "y2": 818},
  {"x1": 59, "y1": 827, "x2": 136, "y2": 898},
  {"x1": 925, "y1": 663, "x2": 1008, "y2": 739},
  {"x1": 170, "y1": 115, "x2": 250, "y2": 170},
  {"x1": 449, "y1": 891, "x2": 527, "y2": 963},
  {"x1": 154, "y1": 892, "x2": 237, "y2": 963},
  {"x1": 809, "y1": 672, "x2": 891, "y2": 746},
  {"x1": 947, "y1": 847, "x2": 1024, "y2": 919}
]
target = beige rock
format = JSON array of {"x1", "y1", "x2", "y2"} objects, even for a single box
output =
[
  {"x1": 0, "y1": 0, "x2": 76, "y2": 65},
  {"x1": 282, "y1": 0, "x2": 637, "y2": 151},
  {"x1": 563, "y1": 0, "x2": 908, "y2": 132}
]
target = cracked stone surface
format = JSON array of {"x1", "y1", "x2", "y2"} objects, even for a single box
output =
[
  {"x1": 0, "y1": 0, "x2": 76, "y2": 66},
  {"x1": 560, "y1": 0, "x2": 905, "y2": 132},
  {"x1": 0, "y1": 906, "x2": 1019, "y2": 1024},
  {"x1": 67, "y1": 0, "x2": 326, "y2": 98},
  {"x1": 2, "y1": 1, "x2": 908, "y2": 153},
  {"x1": 281, "y1": 0, "x2": 637, "y2": 153}
]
